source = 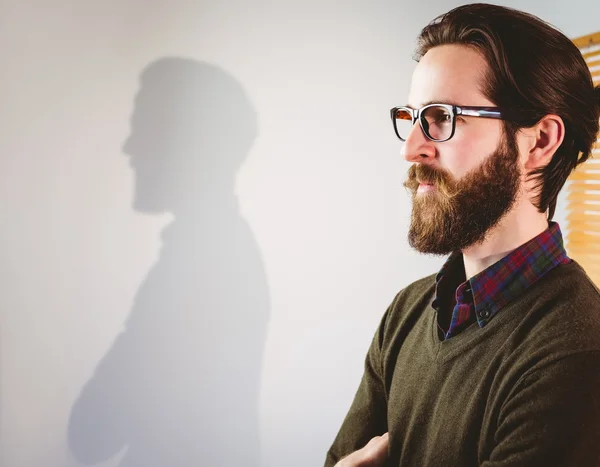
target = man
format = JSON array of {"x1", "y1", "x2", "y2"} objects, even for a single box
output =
[{"x1": 325, "y1": 4, "x2": 600, "y2": 467}]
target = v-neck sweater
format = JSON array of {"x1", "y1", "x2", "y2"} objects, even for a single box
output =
[{"x1": 325, "y1": 260, "x2": 600, "y2": 466}]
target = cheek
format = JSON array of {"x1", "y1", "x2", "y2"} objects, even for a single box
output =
[
  {"x1": 441, "y1": 135, "x2": 500, "y2": 179},
  {"x1": 439, "y1": 146, "x2": 479, "y2": 180}
]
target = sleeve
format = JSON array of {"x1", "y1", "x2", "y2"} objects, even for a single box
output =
[
  {"x1": 482, "y1": 351, "x2": 600, "y2": 467},
  {"x1": 323, "y1": 307, "x2": 391, "y2": 467}
]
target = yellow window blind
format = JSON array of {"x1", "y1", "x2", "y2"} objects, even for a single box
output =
[{"x1": 567, "y1": 31, "x2": 600, "y2": 284}]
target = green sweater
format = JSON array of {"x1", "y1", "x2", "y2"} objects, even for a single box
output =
[{"x1": 325, "y1": 261, "x2": 600, "y2": 466}]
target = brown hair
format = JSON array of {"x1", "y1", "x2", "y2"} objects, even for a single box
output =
[{"x1": 415, "y1": 3, "x2": 600, "y2": 220}]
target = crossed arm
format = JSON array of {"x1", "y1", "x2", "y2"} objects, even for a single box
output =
[{"x1": 324, "y1": 328, "x2": 600, "y2": 466}]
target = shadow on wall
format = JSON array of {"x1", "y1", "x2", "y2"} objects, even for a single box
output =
[{"x1": 68, "y1": 57, "x2": 269, "y2": 467}]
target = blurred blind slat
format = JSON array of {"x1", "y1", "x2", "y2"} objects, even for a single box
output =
[{"x1": 567, "y1": 31, "x2": 600, "y2": 285}]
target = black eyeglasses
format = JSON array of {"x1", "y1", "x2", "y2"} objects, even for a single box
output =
[{"x1": 390, "y1": 104, "x2": 503, "y2": 142}]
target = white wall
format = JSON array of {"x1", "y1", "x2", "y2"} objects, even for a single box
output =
[{"x1": 0, "y1": 1, "x2": 597, "y2": 466}]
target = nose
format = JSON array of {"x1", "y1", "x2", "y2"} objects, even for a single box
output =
[{"x1": 401, "y1": 119, "x2": 437, "y2": 164}]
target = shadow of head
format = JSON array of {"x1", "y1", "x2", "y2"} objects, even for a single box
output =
[{"x1": 122, "y1": 58, "x2": 258, "y2": 214}]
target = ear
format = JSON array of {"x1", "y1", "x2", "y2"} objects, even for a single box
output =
[{"x1": 522, "y1": 114, "x2": 565, "y2": 170}]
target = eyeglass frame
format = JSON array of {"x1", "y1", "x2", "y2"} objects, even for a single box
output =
[{"x1": 390, "y1": 104, "x2": 503, "y2": 142}]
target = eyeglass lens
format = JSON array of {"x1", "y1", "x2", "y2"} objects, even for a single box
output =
[{"x1": 394, "y1": 105, "x2": 453, "y2": 141}]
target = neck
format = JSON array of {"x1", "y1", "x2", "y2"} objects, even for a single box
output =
[{"x1": 461, "y1": 199, "x2": 549, "y2": 280}]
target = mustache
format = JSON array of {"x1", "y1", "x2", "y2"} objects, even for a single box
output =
[{"x1": 403, "y1": 164, "x2": 457, "y2": 197}]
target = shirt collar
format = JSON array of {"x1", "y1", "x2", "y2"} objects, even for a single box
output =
[{"x1": 432, "y1": 221, "x2": 570, "y2": 328}]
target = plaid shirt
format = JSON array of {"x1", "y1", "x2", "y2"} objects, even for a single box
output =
[{"x1": 432, "y1": 221, "x2": 571, "y2": 340}]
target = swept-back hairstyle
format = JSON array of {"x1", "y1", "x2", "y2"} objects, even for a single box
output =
[{"x1": 416, "y1": 3, "x2": 600, "y2": 219}]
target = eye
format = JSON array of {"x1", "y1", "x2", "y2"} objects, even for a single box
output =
[
  {"x1": 423, "y1": 106, "x2": 452, "y2": 125},
  {"x1": 434, "y1": 113, "x2": 452, "y2": 125}
]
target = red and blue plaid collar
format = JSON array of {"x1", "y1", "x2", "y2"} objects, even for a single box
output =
[{"x1": 432, "y1": 221, "x2": 571, "y2": 331}]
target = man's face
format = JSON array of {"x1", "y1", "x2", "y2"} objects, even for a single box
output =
[{"x1": 401, "y1": 44, "x2": 522, "y2": 255}]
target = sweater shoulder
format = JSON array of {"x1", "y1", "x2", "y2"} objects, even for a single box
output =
[
  {"x1": 380, "y1": 272, "x2": 437, "y2": 340},
  {"x1": 506, "y1": 260, "x2": 600, "y2": 361},
  {"x1": 532, "y1": 260, "x2": 600, "y2": 327},
  {"x1": 398, "y1": 272, "x2": 438, "y2": 300},
  {"x1": 553, "y1": 260, "x2": 600, "y2": 303},
  {"x1": 389, "y1": 272, "x2": 437, "y2": 315}
]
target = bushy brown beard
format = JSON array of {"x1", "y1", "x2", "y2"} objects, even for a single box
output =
[{"x1": 403, "y1": 131, "x2": 521, "y2": 255}]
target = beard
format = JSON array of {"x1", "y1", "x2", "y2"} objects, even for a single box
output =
[{"x1": 403, "y1": 131, "x2": 521, "y2": 255}]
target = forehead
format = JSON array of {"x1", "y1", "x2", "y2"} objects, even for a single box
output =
[{"x1": 408, "y1": 44, "x2": 492, "y2": 108}]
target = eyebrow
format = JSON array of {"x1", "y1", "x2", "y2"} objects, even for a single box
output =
[{"x1": 406, "y1": 100, "x2": 462, "y2": 108}]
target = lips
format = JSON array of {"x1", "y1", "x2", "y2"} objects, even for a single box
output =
[{"x1": 417, "y1": 180, "x2": 436, "y2": 194}]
